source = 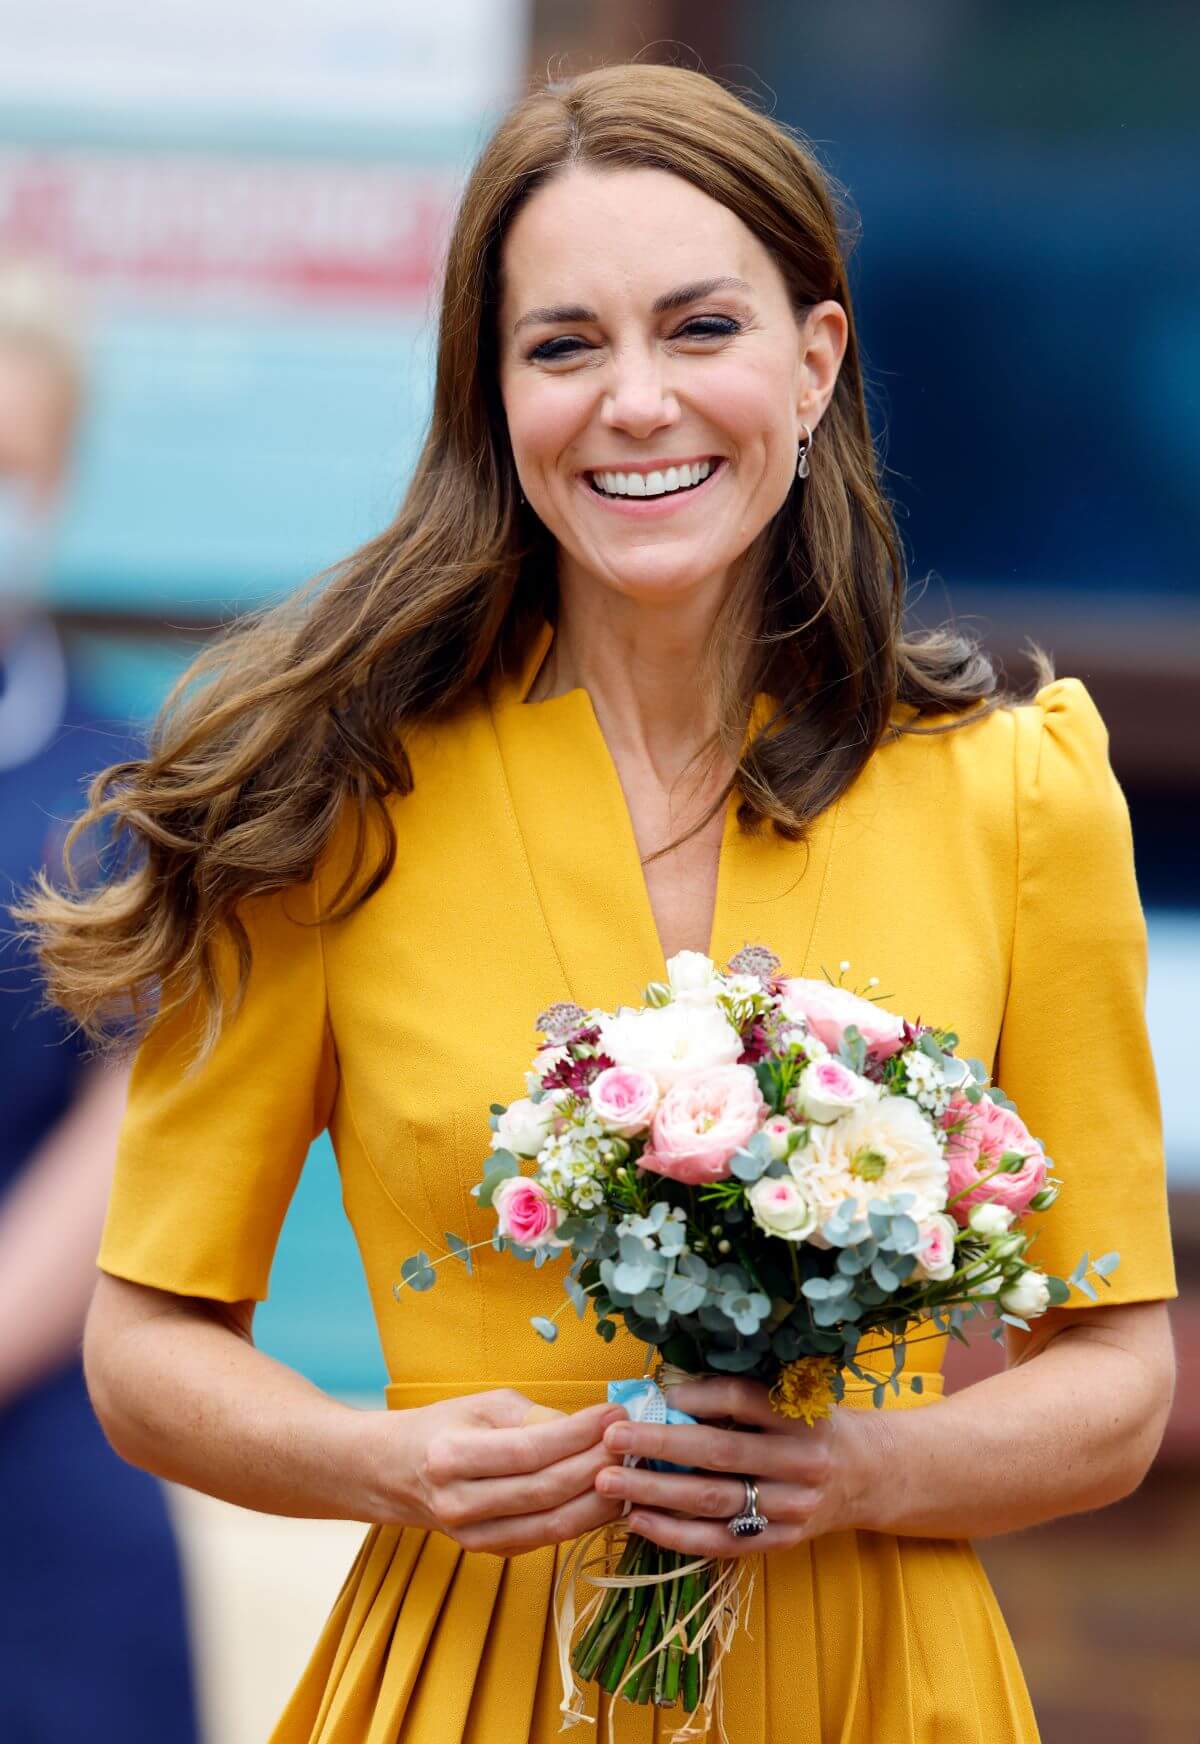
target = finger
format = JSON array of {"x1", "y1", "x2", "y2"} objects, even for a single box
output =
[
  {"x1": 432, "y1": 1402, "x2": 626, "y2": 1482},
  {"x1": 459, "y1": 1483, "x2": 626, "y2": 1556},
  {"x1": 441, "y1": 1436, "x2": 624, "y2": 1527},
  {"x1": 665, "y1": 1377, "x2": 777, "y2": 1429},
  {"x1": 603, "y1": 1419, "x2": 801, "y2": 1481},
  {"x1": 595, "y1": 1463, "x2": 816, "y2": 1526},
  {"x1": 625, "y1": 1507, "x2": 799, "y2": 1559}
]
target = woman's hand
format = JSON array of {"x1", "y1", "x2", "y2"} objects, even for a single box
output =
[
  {"x1": 593, "y1": 1377, "x2": 878, "y2": 1558},
  {"x1": 382, "y1": 1389, "x2": 630, "y2": 1557}
]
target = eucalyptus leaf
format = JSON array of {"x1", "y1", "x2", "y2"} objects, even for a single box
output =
[
  {"x1": 530, "y1": 1316, "x2": 558, "y2": 1342},
  {"x1": 444, "y1": 1232, "x2": 473, "y2": 1274}
]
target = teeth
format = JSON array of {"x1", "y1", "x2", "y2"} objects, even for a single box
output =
[{"x1": 590, "y1": 460, "x2": 715, "y2": 498}]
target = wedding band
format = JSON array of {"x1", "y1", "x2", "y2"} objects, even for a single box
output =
[{"x1": 727, "y1": 1477, "x2": 769, "y2": 1538}]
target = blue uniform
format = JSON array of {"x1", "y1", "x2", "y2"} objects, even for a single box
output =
[{"x1": 0, "y1": 622, "x2": 198, "y2": 1742}]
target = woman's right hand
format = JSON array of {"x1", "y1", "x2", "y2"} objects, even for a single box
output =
[{"x1": 366, "y1": 1389, "x2": 631, "y2": 1556}]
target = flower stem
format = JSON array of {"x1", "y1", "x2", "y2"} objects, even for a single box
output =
[
  {"x1": 655, "y1": 1555, "x2": 685, "y2": 1706},
  {"x1": 629, "y1": 1559, "x2": 666, "y2": 1703}
]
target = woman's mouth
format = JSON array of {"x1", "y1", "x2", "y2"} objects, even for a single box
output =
[{"x1": 583, "y1": 457, "x2": 725, "y2": 508}]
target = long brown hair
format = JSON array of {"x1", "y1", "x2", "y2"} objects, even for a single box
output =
[{"x1": 16, "y1": 62, "x2": 1050, "y2": 1054}]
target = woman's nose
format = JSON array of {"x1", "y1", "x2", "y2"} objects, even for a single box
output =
[{"x1": 600, "y1": 347, "x2": 680, "y2": 439}]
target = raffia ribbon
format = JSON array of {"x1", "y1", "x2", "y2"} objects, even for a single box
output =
[{"x1": 551, "y1": 1365, "x2": 756, "y2": 1744}]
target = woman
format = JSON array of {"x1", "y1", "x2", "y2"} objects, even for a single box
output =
[
  {"x1": 0, "y1": 256, "x2": 198, "y2": 1741},
  {"x1": 21, "y1": 64, "x2": 1175, "y2": 1743}
]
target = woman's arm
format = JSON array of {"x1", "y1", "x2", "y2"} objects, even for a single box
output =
[
  {"x1": 593, "y1": 1300, "x2": 1175, "y2": 1552},
  {"x1": 850, "y1": 1300, "x2": 1175, "y2": 1538},
  {"x1": 0, "y1": 1063, "x2": 130, "y2": 1407},
  {"x1": 85, "y1": 1273, "x2": 627, "y2": 1552}
]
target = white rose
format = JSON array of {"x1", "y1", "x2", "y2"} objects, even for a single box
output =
[
  {"x1": 794, "y1": 1057, "x2": 880, "y2": 1124},
  {"x1": 968, "y1": 1202, "x2": 1015, "y2": 1238},
  {"x1": 599, "y1": 1000, "x2": 743, "y2": 1091},
  {"x1": 492, "y1": 1096, "x2": 556, "y2": 1159},
  {"x1": 999, "y1": 1270, "x2": 1052, "y2": 1319},
  {"x1": 666, "y1": 950, "x2": 722, "y2": 1003},
  {"x1": 747, "y1": 1176, "x2": 817, "y2": 1242},
  {"x1": 915, "y1": 1211, "x2": 959, "y2": 1282}
]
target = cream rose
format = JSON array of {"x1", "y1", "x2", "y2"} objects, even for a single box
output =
[{"x1": 794, "y1": 1095, "x2": 948, "y2": 1226}]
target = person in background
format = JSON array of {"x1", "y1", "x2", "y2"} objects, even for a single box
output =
[{"x1": 0, "y1": 256, "x2": 199, "y2": 1741}]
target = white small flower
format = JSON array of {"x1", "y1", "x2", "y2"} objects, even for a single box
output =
[
  {"x1": 968, "y1": 1202, "x2": 1015, "y2": 1238},
  {"x1": 999, "y1": 1270, "x2": 1052, "y2": 1319},
  {"x1": 492, "y1": 1097, "x2": 557, "y2": 1159},
  {"x1": 666, "y1": 950, "x2": 722, "y2": 1003}
]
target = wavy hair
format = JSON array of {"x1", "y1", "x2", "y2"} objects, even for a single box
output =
[{"x1": 16, "y1": 62, "x2": 1050, "y2": 1054}]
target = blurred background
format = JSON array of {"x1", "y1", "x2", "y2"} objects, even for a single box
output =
[{"x1": 0, "y1": 2, "x2": 1195, "y2": 1739}]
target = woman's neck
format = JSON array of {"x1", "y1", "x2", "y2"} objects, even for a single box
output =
[{"x1": 533, "y1": 580, "x2": 728, "y2": 790}]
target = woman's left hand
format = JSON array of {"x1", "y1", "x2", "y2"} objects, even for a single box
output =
[{"x1": 594, "y1": 1376, "x2": 878, "y2": 1557}]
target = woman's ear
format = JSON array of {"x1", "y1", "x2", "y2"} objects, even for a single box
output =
[{"x1": 795, "y1": 300, "x2": 849, "y2": 428}]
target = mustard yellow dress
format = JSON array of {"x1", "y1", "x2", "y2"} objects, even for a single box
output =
[{"x1": 98, "y1": 620, "x2": 1177, "y2": 1743}]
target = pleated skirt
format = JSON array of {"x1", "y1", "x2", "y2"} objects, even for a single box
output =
[{"x1": 268, "y1": 1518, "x2": 1040, "y2": 1743}]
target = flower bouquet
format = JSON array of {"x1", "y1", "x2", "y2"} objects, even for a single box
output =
[{"x1": 397, "y1": 947, "x2": 1117, "y2": 1739}]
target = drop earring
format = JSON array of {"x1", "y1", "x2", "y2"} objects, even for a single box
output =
[{"x1": 796, "y1": 423, "x2": 813, "y2": 480}]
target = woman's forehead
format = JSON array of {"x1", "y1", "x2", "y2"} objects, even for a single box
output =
[{"x1": 498, "y1": 166, "x2": 776, "y2": 317}]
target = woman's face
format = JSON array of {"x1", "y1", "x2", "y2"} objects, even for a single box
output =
[{"x1": 497, "y1": 164, "x2": 846, "y2": 613}]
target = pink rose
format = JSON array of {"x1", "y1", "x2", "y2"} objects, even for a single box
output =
[
  {"x1": 779, "y1": 978, "x2": 905, "y2": 1062},
  {"x1": 492, "y1": 1176, "x2": 565, "y2": 1248},
  {"x1": 589, "y1": 1065, "x2": 659, "y2": 1135},
  {"x1": 941, "y1": 1094, "x2": 1048, "y2": 1224},
  {"x1": 639, "y1": 1065, "x2": 766, "y2": 1185}
]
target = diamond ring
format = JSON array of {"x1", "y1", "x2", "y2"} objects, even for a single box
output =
[{"x1": 727, "y1": 1477, "x2": 769, "y2": 1538}]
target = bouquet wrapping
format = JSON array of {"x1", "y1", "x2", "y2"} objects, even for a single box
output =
[{"x1": 399, "y1": 946, "x2": 1116, "y2": 1741}]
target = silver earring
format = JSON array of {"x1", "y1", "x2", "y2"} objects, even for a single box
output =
[{"x1": 796, "y1": 423, "x2": 813, "y2": 480}]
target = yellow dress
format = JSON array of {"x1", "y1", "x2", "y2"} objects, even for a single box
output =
[{"x1": 98, "y1": 620, "x2": 1177, "y2": 1743}]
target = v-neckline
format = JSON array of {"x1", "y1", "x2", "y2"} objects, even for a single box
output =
[{"x1": 486, "y1": 617, "x2": 840, "y2": 1009}]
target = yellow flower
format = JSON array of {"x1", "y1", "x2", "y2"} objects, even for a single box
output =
[{"x1": 769, "y1": 1357, "x2": 838, "y2": 1426}]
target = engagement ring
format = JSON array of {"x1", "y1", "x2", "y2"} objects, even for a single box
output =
[{"x1": 727, "y1": 1477, "x2": 769, "y2": 1538}]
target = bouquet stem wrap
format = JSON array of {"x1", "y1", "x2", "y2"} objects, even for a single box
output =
[{"x1": 553, "y1": 1367, "x2": 755, "y2": 1744}]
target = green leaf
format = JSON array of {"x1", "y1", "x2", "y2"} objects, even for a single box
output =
[
  {"x1": 910, "y1": 1374, "x2": 923, "y2": 1395},
  {"x1": 1093, "y1": 1251, "x2": 1121, "y2": 1278},
  {"x1": 399, "y1": 1250, "x2": 436, "y2": 1292},
  {"x1": 872, "y1": 1384, "x2": 886, "y2": 1408},
  {"x1": 1045, "y1": 1275, "x2": 1071, "y2": 1306},
  {"x1": 475, "y1": 1152, "x2": 520, "y2": 1206},
  {"x1": 531, "y1": 1316, "x2": 558, "y2": 1342},
  {"x1": 1000, "y1": 1312, "x2": 1030, "y2": 1331},
  {"x1": 444, "y1": 1232, "x2": 473, "y2": 1275},
  {"x1": 1072, "y1": 1275, "x2": 1099, "y2": 1302},
  {"x1": 596, "y1": 1317, "x2": 617, "y2": 1342},
  {"x1": 563, "y1": 1271, "x2": 589, "y2": 1319}
]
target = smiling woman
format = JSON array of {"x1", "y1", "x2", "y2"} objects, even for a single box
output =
[{"x1": 15, "y1": 59, "x2": 1175, "y2": 1744}]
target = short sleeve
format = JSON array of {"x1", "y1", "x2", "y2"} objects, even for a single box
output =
[
  {"x1": 97, "y1": 876, "x2": 338, "y2": 1303},
  {"x1": 994, "y1": 677, "x2": 1176, "y2": 1305}
]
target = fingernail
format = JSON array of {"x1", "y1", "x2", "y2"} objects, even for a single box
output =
[{"x1": 606, "y1": 1425, "x2": 633, "y2": 1450}]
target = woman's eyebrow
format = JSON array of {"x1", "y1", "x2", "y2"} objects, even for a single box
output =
[{"x1": 512, "y1": 275, "x2": 754, "y2": 335}]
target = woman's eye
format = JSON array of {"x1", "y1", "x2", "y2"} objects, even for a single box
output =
[
  {"x1": 675, "y1": 316, "x2": 741, "y2": 341},
  {"x1": 528, "y1": 335, "x2": 588, "y2": 362},
  {"x1": 527, "y1": 315, "x2": 741, "y2": 365}
]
